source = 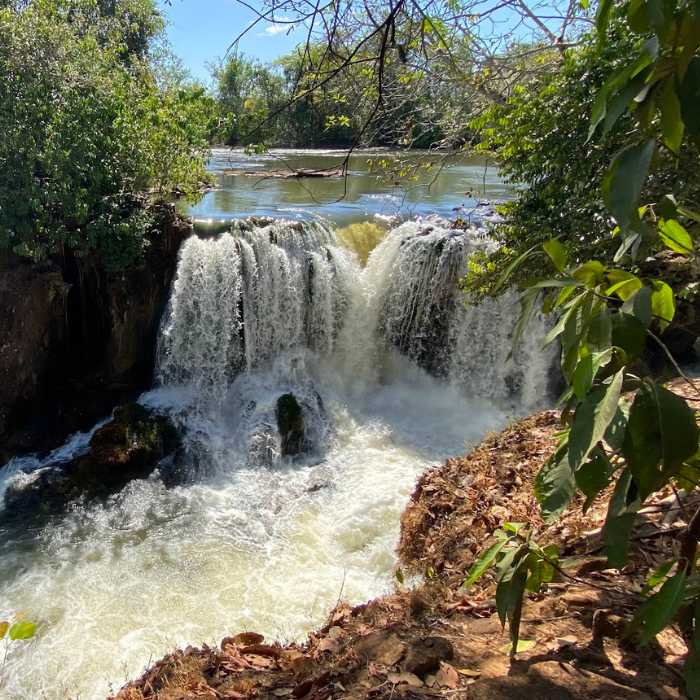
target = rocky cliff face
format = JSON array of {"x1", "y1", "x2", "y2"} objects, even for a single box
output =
[{"x1": 0, "y1": 203, "x2": 192, "y2": 460}]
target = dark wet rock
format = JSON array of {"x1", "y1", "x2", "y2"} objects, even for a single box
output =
[
  {"x1": 276, "y1": 393, "x2": 306, "y2": 457},
  {"x1": 403, "y1": 636, "x2": 455, "y2": 677},
  {"x1": 3, "y1": 403, "x2": 180, "y2": 515},
  {"x1": 0, "y1": 203, "x2": 191, "y2": 461}
]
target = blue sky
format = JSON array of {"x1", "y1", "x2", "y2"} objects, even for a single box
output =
[{"x1": 158, "y1": 0, "x2": 302, "y2": 84}]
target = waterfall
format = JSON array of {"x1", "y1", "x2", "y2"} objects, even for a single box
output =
[
  {"x1": 157, "y1": 218, "x2": 355, "y2": 402},
  {"x1": 361, "y1": 218, "x2": 555, "y2": 411},
  {"x1": 0, "y1": 215, "x2": 558, "y2": 700},
  {"x1": 157, "y1": 216, "x2": 553, "y2": 413}
]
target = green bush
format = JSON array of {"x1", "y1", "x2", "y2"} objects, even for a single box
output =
[
  {"x1": 0, "y1": 0, "x2": 216, "y2": 270},
  {"x1": 464, "y1": 18, "x2": 700, "y2": 299}
]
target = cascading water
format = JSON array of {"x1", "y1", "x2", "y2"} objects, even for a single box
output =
[{"x1": 0, "y1": 215, "x2": 554, "y2": 699}]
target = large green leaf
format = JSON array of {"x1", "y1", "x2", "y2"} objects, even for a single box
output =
[
  {"x1": 680, "y1": 57, "x2": 700, "y2": 142},
  {"x1": 568, "y1": 369, "x2": 624, "y2": 470},
  {"x1": 572, "y1": 260, "x2": 605, "y2": 287},
  {"x1": 462, "y1": 536, "x2": 509, "y2": 589},
  {"x1": 495, "y1": 545, "x2": 528, "y2": 622},
  {"x1": 650, "y1": 280, "x2": 675, "y2": 330},
  {"x1": 595, "y1": 0, "x2": 614, "y2": 40},
  {"x1": 623, "y1": 382, "x2": 699, "y2": 499},
  {"x1": 611, "y1": 312, "x2": 647, "y2": 359},
  {"x1": 576, "y1": 448, "x2": 613, "y2": 511},
  {"x1": 660, "y1": 80, "x2": 684, "y2": 153},
  {"x1": 535, "y1": 445, "x2": 576, "y2": 521},
  {"x1": 543, "y1": 239, "x2": 567, "y2": 273},
  {"x1": 588, "y1": 310, "x2": 613, "y2": 352},
  {"x1": 573, "y1": 349, "x2": 613, "y2": 399},
  {"x1": 604, "y1": 469, "x2": 639, "y2": 567},
  {"x1": 606, "y1": 270, "x2": 642, "y2": 301},
  {"x1": 628, "y1": 569, "x2": 687, "y2": 646},
  {"x1": 685, "y1": 604, "x2": 700, "y2": 700},
  {"x1": 659, "y1": 219, "x2": 694, "y2": 255},
  {"x1": 605, "y1": 403, "x2": 630, "y2": 452},
  {"x1": 622, "y1": 286, "x2": 652, "y2": 327},
  {"x1": 603, "y1": 140, "x2": 655, "y2": 230},
  {"x1": 544, "y1": 292, "x2": 585, "y2": 346}
]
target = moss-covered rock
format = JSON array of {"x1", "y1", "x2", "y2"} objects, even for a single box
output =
[
  {"x1": 3, "y1": 403, "x2": 180, "y2": 516},
  {"x1": 275, "y1": 393, "x2": 305, "y2": 457}
]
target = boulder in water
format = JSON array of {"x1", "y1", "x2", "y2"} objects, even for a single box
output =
[
  {"x1": 276, "y1": 393, "x2": 305, "y2": 457},
  {"x1": 4, "y1": 403, "x2": 180, "y2": 516}
]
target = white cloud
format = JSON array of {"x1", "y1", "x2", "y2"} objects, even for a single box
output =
[{"x1": 259, "y1": 23, "x2": 292, "y2": 37}]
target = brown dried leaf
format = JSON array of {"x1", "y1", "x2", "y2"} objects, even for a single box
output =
[
  {"x1": 388, "y1": 672, "x2": 423, "y2": 688},
  {"x1": 436, "y1": 662, "x2": 459, "y2": 689}
]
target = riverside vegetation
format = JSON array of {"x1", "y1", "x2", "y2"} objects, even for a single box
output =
[{"x1": 1, "y1": 0, "x2": 700, "y2": 698}]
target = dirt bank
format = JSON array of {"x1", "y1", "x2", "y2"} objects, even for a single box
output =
[{"x1": 113, "y1": 382, "x2": 698, "y2": 700}]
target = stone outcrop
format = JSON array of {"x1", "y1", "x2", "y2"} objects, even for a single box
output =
[
  {"x1": 3, "y1": 403, "x2": 179, "y2": 516},
  {"x1": 275, "y1": 393, "x2": 306, "y2": 457},
  {"x1": 0, "y1": 203, "x2": 191, "y2": 460}
]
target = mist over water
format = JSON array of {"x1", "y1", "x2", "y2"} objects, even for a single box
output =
[{"x1": 0, "y1": 216, "x2": 552, "y2": 699}]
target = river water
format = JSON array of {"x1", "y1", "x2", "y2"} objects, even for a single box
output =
[
  {"x1": 186, "y1": 148, "x2": 515, "y2": 229},
  {"x1": 0, "y1": 151, "x2": 547, "y2": 699}
]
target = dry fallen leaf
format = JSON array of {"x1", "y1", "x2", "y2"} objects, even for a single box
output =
[
  {"x1": 223, "y1": 632, "x2": 264, "y2": 647},
  {"x1": 436, "y1": 661, "x2": 460, "y2": 689},
  {"x1": 388, "y1": 672, "x2": 423, "y2": 688},
  {"x1": 457, "y1": 667, "x2": 481, "y2": 678}
]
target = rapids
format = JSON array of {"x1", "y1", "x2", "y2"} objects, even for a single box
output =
[{"x1": 0, "y1": 216, "x2": 553, "y2": 699}]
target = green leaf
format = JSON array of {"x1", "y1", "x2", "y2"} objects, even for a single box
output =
[
  {"x1": 543, "y1": 239, "x2": 568, "y2": 273},
  {"x1": 572, "y1": 260, "x2": 605, "y2": 287},
  {"x1": 611, "y1": 312, "x2": 647, "y2": 359},
  {"x1": 628, "y1": 569, "x2": 686, "y2": 646},
  {"x1": 569, "y1": 369, "x2": 625, "y2": 470},
  {"x1": 544, "y1": 292, "x2": 585, "y2": 346},
  {"x1": 679, "y1": 57, "x2": 700, "y2": 143},
  {"x1": 604, "y1": 469, "x2": 639, "y2": 567},
  {"x1": 462, "y1": 538, "x2": 509, "y2": 589},
  {"x1": 535, "y1": 445, "x2": 577, "y2": 521},
  {"x1": 576, "y1": 448, "x2": 613, "y2": 510},
  {"x1": 494, "y1": 244, "x2": 540, "y2": 293},
  {"x1": 588, "y1": 310, "x2": 613, "y2": 352},
  {"x1": 660, "y1": 80, "x2": 684, "y2": 153},
  {"x1": 623, "y1": 286, "x2": 652, "y2": 327},
  {"x1": 623, "y1": 382, "x2": 699, "y2": 499},
  {"x1": 606, "y1": 270, "x2": 642, "y2": 300},
  {"x1": 499, "y1": 639, "x2": 536, "y2": 654},
  {"x1": 573, "y1": 349, "x2": 613, "y2": 399},
  {"x1": 596, "y1": 0, "x2": 614, "y2": 40},
  {"x1": 650, "y1": 281, "x2": 675, "y2": 330},
  {"x1": 511, "y1": 287, "x2": 540, "y2": 357},
  {"x1": 495, "y1": 549, "x2": 529, "y2": 649},
  {"x1": 603, "y1": 140, "x2": 655, "y2": 230},
  {"x1": 614, "y1": 232, "x2": 642, "y2": 263},
  {"x1": 8, "y1": 621, "x2": 36, "y2": 641},
  {"x1": 395, "y1": 568, "x2": 405, "y2": 584},
  {"x1": 659, "y1": 219, "x2": 694, "y2": 255},
  {"x1": 641, "y1": 560, "x2": 675, "y2": 596},
  {"x1": 685, "y1": 603, "x2": 700, "y2": 699},
  {"x1": 605, "y1": 404, "x2": 630, "y2": 452}
]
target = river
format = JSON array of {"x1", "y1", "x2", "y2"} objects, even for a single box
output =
[{"x1": 0, "y1": 150, "x2": 546, "y2": 699}]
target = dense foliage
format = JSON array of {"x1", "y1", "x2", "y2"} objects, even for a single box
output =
[
  {"x1": 465, "y1": 0, "x2": 700, "y2": 695},
  {"x1": 0, "y1": 0, "x2": 217, "y2": 270},
  {"x1": 464, "y1": 18, "x2": 700, "y2": 298},
  {"x1": 212, "y1": 36, "x2": 472, "y2": 149}
]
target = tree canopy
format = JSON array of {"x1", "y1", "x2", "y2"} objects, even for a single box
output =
[{"x1": 0, "y1": 0, "x2": 217, "y2": 270}]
